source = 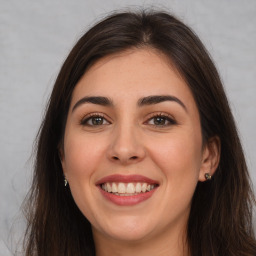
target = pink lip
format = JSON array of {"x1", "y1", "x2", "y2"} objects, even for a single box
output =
[{"x1": 96, "y1": 174, "x2": 159, "y2": 206}]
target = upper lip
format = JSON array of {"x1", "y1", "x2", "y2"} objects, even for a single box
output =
[{"x1": 96, "y1": 174, "x2": 159, "y2": 185}]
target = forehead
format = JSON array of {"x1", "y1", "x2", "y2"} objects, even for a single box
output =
[{"x1": 71, "y1": 48, "x2": 195, "y2": 108}]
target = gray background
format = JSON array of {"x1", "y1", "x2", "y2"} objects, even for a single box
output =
[{"x1": 0, "y1": 0, "x2": 255, "y2": 255}]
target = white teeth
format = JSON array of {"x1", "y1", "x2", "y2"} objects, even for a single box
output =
[
  {"x1": 141, "y1": 183, "x2": 147, "y2": 192},
  {"x1": 117, "y1": 183, "x2": 126, "y2": 193},
  {"x1": 107, "y1": 183, "x2": 112, "y2": 192},
  {"x1": 135, "y1": 183, "x2": 142, "y2": 193},
  {"x1": 112, "y1": 182, "x2": 118, "y2": 193},
  {"x1": 126, "y1": 183, "x2": 135, "y2": 193},
  {"x1": 101, "y1": 182, "x2": 157, "y2": 195}
]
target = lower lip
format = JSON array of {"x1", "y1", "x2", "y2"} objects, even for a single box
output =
[{"x1": 98, "y1": 186, "x2": 158, "y2": 206}]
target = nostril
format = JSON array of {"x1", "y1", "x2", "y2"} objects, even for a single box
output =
[{"x1": 111, "y1": 156, "x2": 138, "y2": 161}]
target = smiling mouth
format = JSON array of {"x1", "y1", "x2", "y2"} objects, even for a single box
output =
[{"x1": 100, "y1": 182, "x2": 158, "y2": 196}]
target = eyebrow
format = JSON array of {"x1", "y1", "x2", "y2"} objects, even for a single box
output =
[
  {"x1": 72, "y1": 95, "x2": 187, "y2": 112},
  {"x1": 72, "y1": 96, "x2": 113, "y2": 112},
  {"x1": 138, "y1": 95, "x2": 187, "y2": 112}
]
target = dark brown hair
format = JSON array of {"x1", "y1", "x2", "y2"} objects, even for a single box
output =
[{"x1": 23, "y1": 10, "x2": 256, "y2": 256}]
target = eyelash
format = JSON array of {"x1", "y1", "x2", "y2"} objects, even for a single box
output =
[
  {"x1": 145, "y1": 113, "x2": 177, "y2": 127},
  {"x1": 80, "y1": 113, "x2": 110, "y2": 126},
  {"x1": 80, "y1": 112, "x2": 177, "y2": 127}
]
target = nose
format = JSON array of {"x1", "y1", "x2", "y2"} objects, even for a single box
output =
[{"x1": 107, "y1": 124, "x2": 146, "y2": 165}]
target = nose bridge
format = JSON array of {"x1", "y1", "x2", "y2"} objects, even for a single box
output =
[{"x1": 107, "y1": 118, "x2": 145, "y2": 164}]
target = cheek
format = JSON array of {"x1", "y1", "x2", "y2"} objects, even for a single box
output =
[
  {"x1": 148, "y1": 129, "x2": 202, "y2": 182},
  {"x1": 63, "y1": 132, "x2": 106, "y2": 180},
  {"x1": 62, "y1": 133, "x2": 107, "y2": 219}
]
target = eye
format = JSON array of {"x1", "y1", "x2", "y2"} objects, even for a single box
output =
[
  {"x1": 146, "y1": 113, "x2": 176, "y2": 127},
  {"x1": 80, "y1": 114, "x2": 110, "y2": 126}
]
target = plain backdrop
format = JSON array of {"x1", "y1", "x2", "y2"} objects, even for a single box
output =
[{"x1": 0, "y1": 0, "x2": 255, "y2": 255}]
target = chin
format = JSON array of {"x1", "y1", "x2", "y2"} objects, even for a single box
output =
[{"x1": 95, "y1": 216, "x2": 155, "y2": 242}]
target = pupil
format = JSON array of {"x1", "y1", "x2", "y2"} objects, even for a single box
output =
[
  {"x1": 92, "y1": 117, "x2": 103, "y2": 125},
  {"x1": 154, "y1": 117, "x2": 165, "y2": 125}
]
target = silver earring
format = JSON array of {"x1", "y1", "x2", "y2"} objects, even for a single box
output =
[
  {"x1": 205, "y1": 173, "x2": 212, "y2": 181},
  {"x1": 64, "y1": 178, "x2": 68, "y2": 186}
]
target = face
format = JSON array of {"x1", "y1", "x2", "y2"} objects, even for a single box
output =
[{"x1": 61, "y1": 48, "x2": 211, "y2": 244}]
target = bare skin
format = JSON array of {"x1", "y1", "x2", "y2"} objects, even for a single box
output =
[{"x1": 61, "y1": 48, "x2": 220, "y2": 255}]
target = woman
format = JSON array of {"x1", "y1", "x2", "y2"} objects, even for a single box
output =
[{"x1": 23, "y1": 10, "x2": 256, "y2": 255}]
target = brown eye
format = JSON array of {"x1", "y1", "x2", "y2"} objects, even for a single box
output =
[
  {"x1": 153, "y1": 117, "x2": 167, "y2": 125},
  {"x1": 81, "y1": 115, "x2": 110, "y2": 126},
  {"x1": 91, "y1": 117, "x2": 104, "y2": 125},
  {"x1": 147, "y1": 115, "x2": 176, "y2": 127}
]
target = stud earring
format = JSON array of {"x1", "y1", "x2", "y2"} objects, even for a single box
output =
[
  {"x1": 64, "y1": 178, "x2": 68, "y2": 187},
  {"x1": 205, "y1": 173, "x2": 212, "y2": 181}
]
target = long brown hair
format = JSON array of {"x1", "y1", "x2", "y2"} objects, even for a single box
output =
[{"x1": 23, "y1": 10, "x2": 256, "y2": 255}]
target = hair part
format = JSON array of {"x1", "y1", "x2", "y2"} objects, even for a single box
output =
[{"x1": 23, "y1": 9, "x2": 256, "y2": 256}]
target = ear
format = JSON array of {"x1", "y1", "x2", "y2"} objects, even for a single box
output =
[{"x1": 198, "y1": 136, "x2": 221, "y2": 182}]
